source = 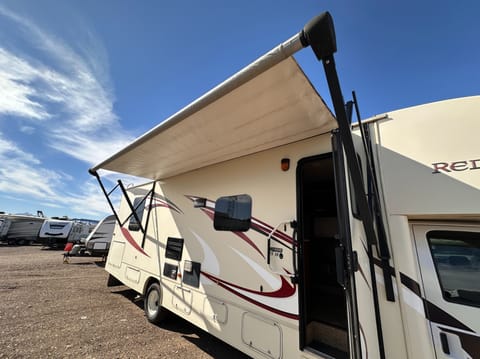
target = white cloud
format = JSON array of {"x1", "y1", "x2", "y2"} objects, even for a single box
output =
[
  {"x1": 20, "y1": 125, "x2": 35, "y2": 134},
  {"x1": 0, "y1": 5, "x2": 137, "y2": 218},
  {"x1": 0, "y1": 49, "x2": 51, "y2": 120},
  {"x1": 0, "y1": 5, "x2": 134, "y2": 164},
  {"x1": 0, "y1": 136, "x2": 40, "y2": 164},
  {"x1": 62, "y1": 181, "x2": 119, "y2": 217},
  {"x1": 0, "y1": 133, "x2": 114, "y2": 217},
  {"x1": 0, "y1": 135, "x2": 62, "y2": 199}
]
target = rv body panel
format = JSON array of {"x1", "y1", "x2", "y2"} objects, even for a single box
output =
[
  {"x1": 411, "y1": 222, "x2": 480, "y2": 359},
  {"x1": 103, "y1": 96, "x2": 480, "y2": 359},
  {"x1": 371, "y1": 96, "x2": 480, "y2": 218},
  {"x1": 350, "y1": 96, "x2": 480, "y2": 358},
  {"x1": 106, "y1": 135, "x2": 362, "y2": 358}
]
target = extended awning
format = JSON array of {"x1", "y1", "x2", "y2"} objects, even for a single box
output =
[{"x1": 91, "y1": 33, "x2": 337, "y2": 181}]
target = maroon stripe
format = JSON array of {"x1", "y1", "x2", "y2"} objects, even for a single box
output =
[
  {"x1": 202, "y1": 271, "x2": 298, "y2": 320},
  {"x1": 120, "y1": 227, "x2": 149, "y2": 257}
]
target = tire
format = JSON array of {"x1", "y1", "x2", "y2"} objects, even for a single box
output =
[{"x1": 144, "y1": 282, "x2": 167, "y2": 324}]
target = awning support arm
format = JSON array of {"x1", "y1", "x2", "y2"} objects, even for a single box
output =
[
  {"x1": 89, "y1": 169, "x2": 121, "y2": 225},
  {"x1": 141, "y1": 181, "x2": 156, "y2": 248},
  {"x1": 117, "y1": 180, "x2": 146, "y2": 234}
]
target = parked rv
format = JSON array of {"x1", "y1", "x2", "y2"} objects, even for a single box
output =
[
  {"x1": 39, "y1": 218, "x2": 93, "y2": 249},
  {"x1": 0, "y1": 213, "x2": 46, "y2": 245},
  {"x1": 0, "y1": 216, "x2": 11, "y2": 241},
  {"x1": 89, "y1": 12, "x2": 480, "y2": 359},
  {"x1": 63, "y1": 215, "x2": 115, "y2": 261},
  {"x1": 85, "y1": 215, "x2": 115, "y2": 256}
]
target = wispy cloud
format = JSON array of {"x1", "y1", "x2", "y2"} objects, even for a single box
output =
[
  {"x1": 0, "y1": 133, "x2": 115, "y2": 217},
  {"x1": 0, "y1": 48, "x2": 52, "y2": 120},
  {"x1": 0, "y1": 4, "x2": 133, "y2": 164},
  {"x1": 0, "y1": 135, "x2": 63, "y2": 199},
  {"x1": 0, "y1": 5, "x2": 135, "y2": 217},
  {"x1": 20, "y1": 125, "x2": 35, "y2": 134}
]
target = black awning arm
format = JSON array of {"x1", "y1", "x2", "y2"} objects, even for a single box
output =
[
  {"x1": 301, "y1": 12, "x2": 395, "y2": 303},
  {"x1": 89, "y1": 169, "x2": 121, "y2": 225}
]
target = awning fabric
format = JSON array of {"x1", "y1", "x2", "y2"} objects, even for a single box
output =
[{"x1": 92, "y1": 54, "x2": 336, "y2": 180}]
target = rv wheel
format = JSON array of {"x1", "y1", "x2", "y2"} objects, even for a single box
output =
[{"x1": 144, "y1": 282, "x2": 167, "y2": 324}]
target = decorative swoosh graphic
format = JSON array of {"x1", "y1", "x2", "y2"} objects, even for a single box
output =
[
  {"x1": 148, "y1": 195, "x2": 183, "y2": 214},
  {"x1": 120, "y1": 195, "x2": 183, "y2": 257},
  {"x1": 186, "y1": 195, "x2": 294, "y2": 258},
  {"x1": 202, "y1": 271, "x2": 298, "y2": 319},
  {"x1": 120, "y1": 227, "x2": 150, "y2": 258}
]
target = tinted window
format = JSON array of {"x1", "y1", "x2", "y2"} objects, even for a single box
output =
[
  {"x1": 128, "y1": 197, "x2": 145, "y2": 231},
  {"x1": 214, "y1": 194, "x2": 252, "y2": 232},
  {"x1": 427, "y1": 231, "x2": 480, "y2": 307}
]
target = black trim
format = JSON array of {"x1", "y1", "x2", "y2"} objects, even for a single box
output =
[
  {"x1": 400, "y1": 271, "x2": 475, "y2": 334},
  {"x1": 373, "y1": 257, "x2": 396, "y2": 278},
  {"x1": 424, "y1": 300, "x2": 473, "y2": 333},
  {"x1": 332, "y1": 133, "x2": 361, "y2": 358},
  {"x1": 440, "y1": 326, "x2": 480, "y2": 358},
  {"x1": 400, "y1": 272, "x2": 421, "y2": 297}
]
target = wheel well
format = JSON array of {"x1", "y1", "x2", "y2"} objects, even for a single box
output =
[{"x1": 143, "y1": 277, "x2": 159, "y2": 295}]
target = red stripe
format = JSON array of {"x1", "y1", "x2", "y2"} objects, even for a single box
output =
[
  {"x1": 120, "y1": 227, "x2": 150, "y2": 257},
  {"x1": 202, "y1": 271, "x2": 298, "y2": 319}
]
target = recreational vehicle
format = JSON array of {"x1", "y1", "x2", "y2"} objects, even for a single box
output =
[
  {"x1": 90, "y1": 13, "x2": 480, "y2": 359},
  {"x1": 84, "y1": 214, "x2": 115, "y2": 257},
  {"x1": 39, "y1": 218, "x2": 93, "y2": 249},
  {"x1": 63, "y1": 215, "x2": 115, "y2": 262},
  {"x1": 0, "y1": 216, "x2": 11, "y2": 240},
  {"x1": 0, "y1": 213, "x2": 45, "y2": 245}
]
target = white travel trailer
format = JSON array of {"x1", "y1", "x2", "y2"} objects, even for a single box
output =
[
  {"x1": 0, "y1": 212, "x2": 45, "y2": 245},
  {"x1": 90, "y1": 12, "x2": 479, "y2": 359},
  {"x1": 84, "y1": 214, "x2": 116, "y2": 257},
  {"x1": 0, "y1": 216, "x2": 12, "y2": 240},
  {"x1": 39, "y1": 218, "x2": 93, "y2": 249},
  {"x1": 63, "y1": 215, "x2": 116, "y2": 262}
]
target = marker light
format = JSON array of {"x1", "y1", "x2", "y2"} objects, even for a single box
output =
[{"x1": 281, "y1": 158, "x2": 290, "y2": 171}]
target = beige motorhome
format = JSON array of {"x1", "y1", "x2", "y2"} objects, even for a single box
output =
[{"x1": 90, "y1": 12, "x2": 480, "y2": 359}]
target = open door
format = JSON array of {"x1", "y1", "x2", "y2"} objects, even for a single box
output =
[
  {"x1": 297, "y1": 153, "x2": 350, "y2": 358},
  {"x1": 413, "y1": 223, "x2": 480, "y2": 358}
]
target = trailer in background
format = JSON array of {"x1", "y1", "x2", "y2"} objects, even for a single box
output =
[
  {"x1": 63, "y1": 215, "x2": 115, "y2": 262},
  {"x1": 39, "y1": 218, "x2": 93, "y2": 249}
]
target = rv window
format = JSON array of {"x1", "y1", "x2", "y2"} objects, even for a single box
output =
[
  {"x1": 427, "y1": 231, "x2": 480, "y2": 307},
  {"x1": 214, "y1": 194, "x2": 252, "y2": 232},
  {"x1": 128, "y1": 197, "x2": 145, "y2": 231}
]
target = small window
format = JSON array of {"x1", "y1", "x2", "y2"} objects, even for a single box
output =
[
  {"x1": 128, "y1": 197, "x2": 145, "y2": 231},
  {"x1": 165, "y1": 237, "x2": 184, "y2": 260},
  {"x1": 214, "y1": 194, "x2": 252, "y2": 232},
  {"x1": 427, "y1": 230, "x2": 480, "y2": 307}
]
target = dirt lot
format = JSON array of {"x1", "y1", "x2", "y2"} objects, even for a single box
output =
[{"x1": 0, "y1": 244, "x2": 249, "y2": 358}]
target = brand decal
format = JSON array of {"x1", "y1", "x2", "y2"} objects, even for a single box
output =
[{"x1": 432, "y1": 159, "x2": 480, "y2": 174}]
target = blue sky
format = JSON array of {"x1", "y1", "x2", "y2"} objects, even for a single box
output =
[{"x1": 0, "y1": 0, "x2": 478, "y2": 219}]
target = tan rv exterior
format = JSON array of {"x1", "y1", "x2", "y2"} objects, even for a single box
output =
[{"x1": 91, "y1": 13, "x2": 479, "y2": 359}]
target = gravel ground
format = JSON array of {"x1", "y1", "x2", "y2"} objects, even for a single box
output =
[{"x1": 0, "y1": 244, "x2": 249, "y2": 358}]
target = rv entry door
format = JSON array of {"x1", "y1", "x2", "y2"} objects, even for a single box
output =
[
  {"x1": 297, "y1": 153, "x2": 354, "y2": 358},
  {"x1": 413, "y1": 223, "x2": 480, "y2": 358}
]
